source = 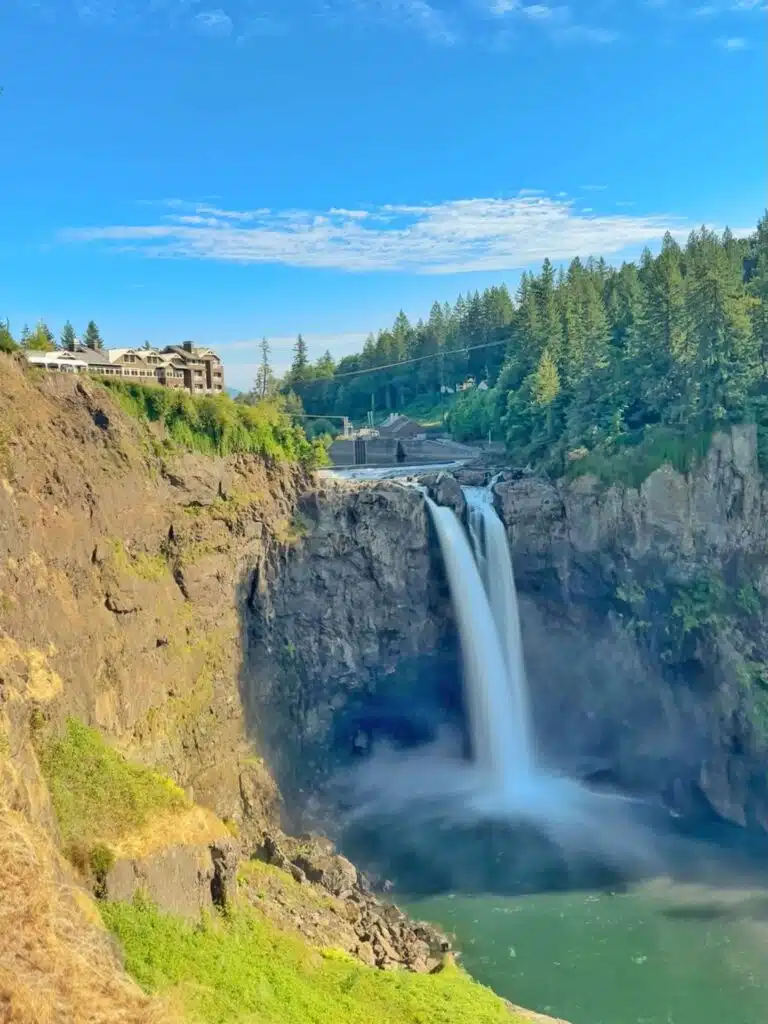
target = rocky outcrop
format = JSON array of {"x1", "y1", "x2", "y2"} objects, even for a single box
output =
[
  {"x1": 422, "y1": 470, "x2": 466, "y2": 518},
  {"x1": 493, "y1": 425, "x2": 768, "y2": 828},
  {"x1": 103, "y1": 836, "x2": 239, "y2": 918},
  {"x1": 248, "y1": 831, "x2": 451, "y2": 973}
]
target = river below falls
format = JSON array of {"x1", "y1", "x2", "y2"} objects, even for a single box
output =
[{"x1": 405, "y1": 878, "x2": 768, "y2": 1023}]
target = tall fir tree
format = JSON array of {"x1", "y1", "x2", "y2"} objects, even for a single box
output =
[
  {"x1": 685, "y1": 227, "x2": 757, "y2": 423},
  {"x1": 255, "y1": 336, "x2": 275, "y2": 398},
  {"x1": 82, "y1": 320, "x2": 103, "y2": 351},
  {"x1": 290, "y1": 333, "x2": 309, "y2": 383},
  {"x1": 747, "y1": 212, "x2": 768, "y2": 377},
  {"x1": 60, "y1": 321, "x2": 77, "y2": 352}
]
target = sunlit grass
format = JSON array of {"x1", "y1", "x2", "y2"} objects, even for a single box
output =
[{"x1": 103, "y1": 897, "x2": 525, "y2": 1024}]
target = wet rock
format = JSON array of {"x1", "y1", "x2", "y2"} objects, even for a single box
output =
[
  {"x1": 453, "y1": 468, "x2": 490, "y2": 487},
  {"x1": 427, "y1": 472, "x2": 465, "y2": 519}
]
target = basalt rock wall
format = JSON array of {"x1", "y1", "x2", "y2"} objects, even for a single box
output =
[{"x1": 494, "y1": 425, "x2": 768, "y2": 829}]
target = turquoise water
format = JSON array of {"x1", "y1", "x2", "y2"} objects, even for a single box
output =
[{"x1": 407, "y1": 880, "x2": 768, "y2": 1023}]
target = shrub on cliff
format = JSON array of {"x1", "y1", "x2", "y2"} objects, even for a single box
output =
[{"x1": 100, "y1": 379, "x2": 329, "y2": 467}]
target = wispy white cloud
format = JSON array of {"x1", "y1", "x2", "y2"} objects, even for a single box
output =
[
  {"x1": 20, "y1": 0, "x2": 284, "y2": 39},
  {"x1": 487, "y1": 1, "x2": 619, "y2": 42},
  {"x1": 654, "y1": 0, "x2": 766, "y2": 16},
  {"x1": 193, "y1": 9, "x2": 234, "y2": 35},
  {"x1": 718, "y1": 33, "x2": 749, "y2": 45},
  {"x1": 62, "y1": 193, "x2": 692, "y2": 275},
  {"x1": 329, "y1": 0, "x2": 459, "y2": 44}
]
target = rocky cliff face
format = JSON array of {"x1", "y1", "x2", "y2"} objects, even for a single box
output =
[
  {"x1": 0, "y1": 357, "x2": 301, "y2": 841},
  {"x1": 241, "y1": 478, "x2": 458, "y2": 804},
  {"x1": 494, "y1": 424, "x2": 768, "y2": 829}
]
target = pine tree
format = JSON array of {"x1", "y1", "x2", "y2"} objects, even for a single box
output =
[
  {"x1": 19, "y1": 325, "x2": 31, "y2": 347},
  {"x1": 24, "y1": 320, "x2": 56, "y2": 352},
  {"x1": 315, "y1": 350, "x2": 335, "y2": 378},
  {"x1": 0, "y1": 319, "x2": 16, "y2": 353},
  {"x1": 532, "y1": 348, "x2": 561, "y2": 407},
  {"x1": 391, "y1": 311, "x2": 413, "y2": 362},
  {"x1": 605, "y1": 262, "x2": 642, "y2": 352},
  {"x1": 82, "y1": 321, "x2": 103, "y2": 351},
  {"x1": 534, "y1": 258, "x2": 564, "y2": 367},
  {"x1": 289, "y1": 333, "x2": 309, "y2": 383},
  {"x1": 629, "y1": 238, "x2": 689, "y2": 425},
  {"x1": 255, "y1": 337, "x2": 275, "y2": 398},
  {"x1": 60, "y1": 321, "x2": 77, "y2": 351},
  {"x1": 747, "y1": 212, "x2": 768, "y2": 377},
  {"x1": 685, "y1": 227, "x2": 757, "y2": 423}
]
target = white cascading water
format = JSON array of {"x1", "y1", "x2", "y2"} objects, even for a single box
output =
[
  {"x1": 426, "y1": 485, "x2": 648, "y2": 847},
  {"x1": 425, "y1": 497, "x2": 524, "y2": 792},
  {"x1": 464, "y1": 485, "x2": 533, "y2": 777},
  {"x1": 350, "y1": 479, "x2": 659, "y2": 873}
]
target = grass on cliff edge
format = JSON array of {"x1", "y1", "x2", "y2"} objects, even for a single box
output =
[
  {"x1": 0, "y1": 806, "x2": 169, "y2": 1024},
  {"x1": 39, "y1": 718, "x2": 188, "y2": 859},
  {"x1": 100, "y1": 378, "x2": 329, "y2": 467},
  {"x1": 103, "y1": 896, "x2": 523, "y2": 1024}
]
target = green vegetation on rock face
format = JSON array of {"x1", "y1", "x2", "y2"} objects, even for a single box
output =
[
  {"x1": 613, "y1": 569, "x2": 768, "y2": 742},
  {"x1": 563, "y1": 426, "x2": 713, "y2": 489},
  {"x1": 39, "y1": 718, "x2": 188, "y2": 861},
  {"x1": 100, "y1": 379, "x2": 329, "y2": 467},
  {"x1": 102, "y1": 896, "x2": 523, "y2": 1024}
]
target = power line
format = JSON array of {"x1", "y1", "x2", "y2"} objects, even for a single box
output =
[{"x1": 291, "y1": 337, "x2": 511, "y2": 388}]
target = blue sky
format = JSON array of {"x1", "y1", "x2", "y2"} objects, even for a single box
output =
[{"x1": 0, "y1": 0, "x2": 765, "y2": 390}]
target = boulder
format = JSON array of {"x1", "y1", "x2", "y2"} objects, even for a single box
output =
[
  {"x1": 453, "y1": 468, "x2": 490, "y2": 487},
  {"x1": 102, "y1": 838, "x2": 239, "y2": 918},
  {"x1": 427, "y1": 472, "x2": 465, "y2": 519}
]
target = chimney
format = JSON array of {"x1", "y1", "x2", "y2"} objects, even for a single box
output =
[{"x1": 183, "y1": 341, "x2": 193, "y2": 353}]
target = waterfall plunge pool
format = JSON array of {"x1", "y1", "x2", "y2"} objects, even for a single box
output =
[
  {"x1": 343, "y1": 480, "x2": 768, "y2": 1023},
  {"x1": 405, "y1": 878, "x2": 768, "y2": 1024}
]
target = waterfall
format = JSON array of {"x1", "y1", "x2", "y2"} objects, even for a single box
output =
[
  {"x1": 426, "y1": 486, "x2": 534, "y2": 795},
  {"x1": 349, "y1": 479, "x2": 659, "y2": 876},
  {"x1": 464, "y1": 486, "x2": 534, "y2": 776}
]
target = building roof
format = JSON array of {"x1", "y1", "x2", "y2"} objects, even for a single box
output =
[
  {"x1": 106, "y1": 348, "x2": 131, "y2": 363},
  {"x1": 71, "y1": 346, "x2": 113, "y2": 366},
  {"x1": 25, "y1": 352, "x2": 88, "y2": 369},
  {"x1": 162, "y1": 344, "x2": 220, "y2": 362}
]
